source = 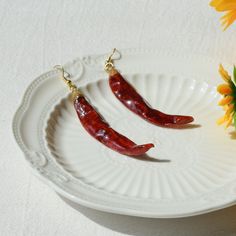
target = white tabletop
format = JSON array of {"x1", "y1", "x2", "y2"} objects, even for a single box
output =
[{"x1": 1, "y1": 0, "x2": 236, "y2": 235}]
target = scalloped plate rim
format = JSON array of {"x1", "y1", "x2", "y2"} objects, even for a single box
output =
[{"x1": 12, "y1": 49, "x2": 236, "y2": 218}]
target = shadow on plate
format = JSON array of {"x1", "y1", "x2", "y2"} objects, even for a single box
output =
[
  {"x1": 169, "y1": 123, "x2": 202, "y2": 130},
  {"x1": 128, "y1": 153, "x2": 170, "y2": 162},
  {"x1": 60, "y1": 196, "x2": 236, "y2": 236}
]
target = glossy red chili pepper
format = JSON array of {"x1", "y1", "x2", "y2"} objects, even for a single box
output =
[
  {"x1": 108, "y1": 69, "x2": 194, "y2": 128},
  {"x1": 74, "y1": 95, "x2": 154, "y2": 156}
]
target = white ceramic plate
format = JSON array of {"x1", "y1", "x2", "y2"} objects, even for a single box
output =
[{"x1": 13, "y1": 49, "x2": 236, "y2": 218}]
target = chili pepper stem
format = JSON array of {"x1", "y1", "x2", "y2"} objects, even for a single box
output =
[{"x1": 109, "y1": 68, "x2": 118, "y2": 76}]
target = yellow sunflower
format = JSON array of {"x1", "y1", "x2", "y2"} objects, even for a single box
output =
[
  {"x1": 210, "y1": 0, "x2": 236, "y2": 30},
  {"x1": 217, "y1": 64, "x2": 236, "y2": 129}
]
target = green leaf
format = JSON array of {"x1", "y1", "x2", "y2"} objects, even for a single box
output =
[
  {"x1": 233, "y1": 66, "x2": 236, "y2": 86},
  {"x1": 234, "y1": 112, "x2": 236, "y2": 130}
]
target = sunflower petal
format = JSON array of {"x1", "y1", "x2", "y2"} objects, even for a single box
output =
[
  {"x1": 221, "y1": 10, "x2": 236, "y2": 30},
  {"x1": 210, "y1": 0, "x2": 222, "y2": 7},
  {"x1": 223, "y1": 105, "x2": 228, "y2": 111},
  {"x1": 217, "y1": 115, "x2": 227, "y2": 125},
  {"x1": 213, "y1": 0, "x2": 236, "y2": 11},
  {"x1": 218, "y1": 96, "x2": 233, "y2": 106},
  {"x1": 219, "y1": 64, "x2": 231, "y2": 82},
  {"x1": 225, "y1": 116, "x2": 233, "y2": 128},
  {"x1": 217, "y1": 84, "x2": 232, "y2": 95},
  {"x1": 225, "y1": 104, "x2": 235, "y2": 115}
]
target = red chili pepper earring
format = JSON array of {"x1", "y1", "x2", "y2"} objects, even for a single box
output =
[
  {"x1": 104, "y1": 49, "x2": 194, "y2": 128},
  {"x1": 54, "y1": 65, "x2": 154, "y2": 156}
]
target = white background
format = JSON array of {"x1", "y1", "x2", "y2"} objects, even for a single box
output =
[{"x1": 1, "y1": 0, "x2": 236, "y2": 235}]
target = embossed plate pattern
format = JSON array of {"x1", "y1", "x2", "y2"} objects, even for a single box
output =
[{"x1": 13, "y1": 49, "x2": 236, "y2": 218}]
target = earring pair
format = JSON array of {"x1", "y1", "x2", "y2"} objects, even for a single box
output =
[{"x1": 55, "y1": 49, "x2": 193, "y2": 157}]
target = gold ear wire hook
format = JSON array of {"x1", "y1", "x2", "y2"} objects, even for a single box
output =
[
  {"x1": 54, "y1": 65, "x2": 70, "y2": 82},
  {"x1": 104, "y1": 48, "x2": 117, "y2": 73},
  {"x1": 107, "y1": 48, "x2": 116, "y2": 62},
  {"x1": 54, "y1": 65, "x2": 78, "y2": 93}
]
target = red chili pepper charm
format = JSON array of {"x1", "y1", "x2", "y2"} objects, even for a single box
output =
[
  {"x1": 54, "y1": 65, "x2": 154, "y2": 156},
  {"x1": 74, "y1": 96, "x2": 154, "y2": 156},
  {"x1": 108, "y1": 69, "x2": 194, "y2": 128}
]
